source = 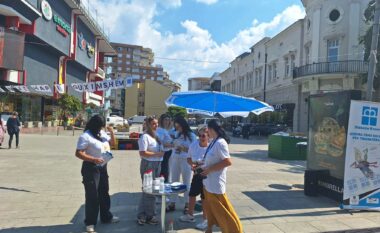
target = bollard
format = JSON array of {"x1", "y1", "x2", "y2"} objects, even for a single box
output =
[
  {"x1": 57, "y1": 126, "x2": 59, "y2": 136},
  {"x1": 40, "y1": 126, "x2": 43, "y2": 135},
  {"x1": 72, "y1": 127, "x2": 75, "y2": 136}
]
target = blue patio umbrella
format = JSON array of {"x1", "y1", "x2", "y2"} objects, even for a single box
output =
[{"x1": 165, "y1": 91, "x2": 274, "y2": 117}]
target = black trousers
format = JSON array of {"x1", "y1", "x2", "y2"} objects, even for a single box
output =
[
  {"x1": 81, "y1": 161, "x2": 113, "y2": 226},
  {"x1": 8, "y1": 131, "x2": 19, "y2": 148},
  {"x1": 160, "y1": 150, "x2": 172, "y2": 182}
]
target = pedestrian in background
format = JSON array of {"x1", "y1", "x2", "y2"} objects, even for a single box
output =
[
  {"x1": 167, "y1": 116, "x2": 196, "y2": 213},
  {"x1": 6, "y1": 111, "x2": 20, "y2": 149},
  {"x1": 156, "y1": 114, "x2": 173, "y2": 182},
  {"x1": 75, "y1": 115, "x2": 119, "y2": 233},
  {"x1": 137, "y1": 116, "x2": 164, "y2": 225},
  {"x1": 201, "y1": 119, "x2": 243, "y2": 233},
  {"x1": 0, "y1": 116, "x2": 6, "y2": 147},
  {"x1": 179, "y1": 126, "x2": 209, "y2": 230}
]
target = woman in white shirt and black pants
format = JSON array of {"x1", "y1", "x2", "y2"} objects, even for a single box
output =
[
  {"x1": 137, "y1": 116, "x2": 165, "y2": 225},
  {"x1": 75, "y1": 115, "x2": 119, "y2": 233}
]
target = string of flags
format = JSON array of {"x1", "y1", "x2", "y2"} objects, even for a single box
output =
[{"x1": 0, "y1": 77, "x2": 133, "y2": 94}]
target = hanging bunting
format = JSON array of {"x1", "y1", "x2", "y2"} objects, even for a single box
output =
[
  {"x1": 71, "y1": 83, "x2": 84, "y2": 92},
  {"x1": 30, "y1": 85, "x2": 52, "y2": 93},
  {"x1": 13, "y1": 85, "x2": 30, "y2": 93},
  {"x1": 125, "y1": 77, "x2": 133, "y2": 87},
  {"x1": 0, "y1": 87, "x2": 5, "y2": 93},
  {"x1": 4, "y1": 86, "x2": 15, "y2": 93}
]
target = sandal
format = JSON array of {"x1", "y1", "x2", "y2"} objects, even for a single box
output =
[{"x1": 166, "y1": 203, "x2": 176, "y2": 212}]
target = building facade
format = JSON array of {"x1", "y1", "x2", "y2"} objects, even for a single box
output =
[
  {"x1": 106, "y1": 42, "x2": 180, "y2": 117},
  {"x1": 188, "y1": 77, "x2": 211, "y2": 91},
  {"x1": 210, "y1": 72, "x2": 222, "y2": 91},
  {"x1": 0, "y1": 0, "x2": 114, "y2": 122},
  {"x1": 221, "y1": 0, "x2": 370, "y2": 132}
]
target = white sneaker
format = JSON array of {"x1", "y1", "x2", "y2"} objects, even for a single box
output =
[
  {"x1": 196, "y1": 219, "x2": 208, "y2": 230},
  {"x1": 86, "y1": 225, "x2": 95, "y2": 232},
  {"x1": 179, "y1": 214, "x2": 195, "y2": 223},
  {"x1": 111, "y1": 216, "x2": 120, "y2": 223}
]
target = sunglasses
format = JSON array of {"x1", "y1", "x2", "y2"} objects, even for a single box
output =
[{"x1": 199, "y1": 134, "x2": 208, "y2": 138}]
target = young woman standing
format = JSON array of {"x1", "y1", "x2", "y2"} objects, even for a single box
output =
[
  {"x1": 137, "y1": 116, "x2": 165, "y2": 225},
  {"x1": 156, "y1": 114, "x2": 173, "y2": 182},
  {"x1": 167, "y1": 116, "x2": 196, "y2": 213},
  {"x1": 201, "y1": 119, "x2": 243, "y2": 233},
  {"x1": 75, "y1": 115, "x2": 119, "y2": 233}
]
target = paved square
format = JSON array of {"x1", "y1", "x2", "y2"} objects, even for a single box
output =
[{"x1": 1, "y1": 132, "x2": 380, "y2": 233}]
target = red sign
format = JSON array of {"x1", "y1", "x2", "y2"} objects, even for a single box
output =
[{"x1": 56, "y1": 25, "x2": 68, "y2": 37}]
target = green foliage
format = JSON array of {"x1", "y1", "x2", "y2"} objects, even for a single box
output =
[
  {"x1": 167, "y1": 106, "x2": 187, "y2": 118},
  {"x1": 57, "y1": 94, "x2": 82, "y2": 115}
]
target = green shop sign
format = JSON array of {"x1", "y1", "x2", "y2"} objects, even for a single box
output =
[{"x1": 53, "y1": 15, "x2": 71, "y2": 34}]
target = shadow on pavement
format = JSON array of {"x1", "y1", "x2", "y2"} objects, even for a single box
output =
[
  {"x1": 0, "y1": 192, "x2": 202, "y2": 233},
  {"x1": 232, "y1": 149, "x2": 306, "y2": 174},
  {"x1": 242, "y1": 190, "x2": 337, "y2": 211},
  {"x1": 0, "y1": 186, "x2": 37, "y2": 193}
]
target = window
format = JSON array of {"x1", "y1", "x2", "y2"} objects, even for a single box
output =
[
  {"x1": 305, "y1": 46, "x2": 310, "y2": 65},
  {"x1": 117, "y1": 67, "x2": 122, "y2": 71},
  {"x1": 117, "y1": 47, "x2": 123, "y2": 52},
  {"x1": 291, "y1": 55, "x2": 296, "y2": 74},
  {"x1": 327, "y1": 39, "x2": 339, "y2": 62},
  {"x1": 151, "y1": 70, "x2": 155, "y2": 74},
  {"x1": 273, "y1": 63, "x2": 277, "y2": 80},
  {"x1": 329, "y1": 9, "x2": 341, "y2": 22},
  {"x1": 259, "y1": 68, "x2": 263, "y2": 86},
  {"x1": 126, "y1": 54, "x2": 131, "y2": 58},
  {"x1": 307, "y1": 19, "x2": 311, "y2": 31},
  {"x1": 255, "y1": 70, "x2": 259, "y2": 87},
  {"x1": 268, "y1": 65, "x2": 272, "y2": 83},
  {"x1": 117, "y1": 54, "x2": 122, "y2": 58},
  {"x1": 118, "y1": 60, "x2": 122, "y2": 64},
  {"x1": 285, "y1": 58, "x2": 290, "y2": 77},
  {"x1": 126, "y1": 61, "x2": 130, "y2": 65}
]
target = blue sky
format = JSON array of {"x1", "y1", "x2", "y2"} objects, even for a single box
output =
[
  {"x1": 155, "y1": 0, "x2": 303, "y2": 44},
  {"x1": 90, "y1": 0, "x2": 305, "y2": 89}
]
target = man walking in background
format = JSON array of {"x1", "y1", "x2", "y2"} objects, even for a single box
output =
[{"x1": 7, "y1": 111, "x2": 21, "y2": 149}]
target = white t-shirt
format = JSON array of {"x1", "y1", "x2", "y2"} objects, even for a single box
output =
[
  {"x1": 187, "y1": 140, "x2": 208, "y2": 162},
  {"x1": 76, "y1": 130, "x2": 111, "y2": 159},
  {"x1": 172, "y1": 132, "x2": 197, "y2": 158},
  {"x1": 138, "y1": 133, "x2": 163, "y2": 162},
  {"x1": 203, "y1": 138, "x2": 230, "y2": 194},
  {"x1": 156, "y1": 127, "x2": 171, "y2": 152}
]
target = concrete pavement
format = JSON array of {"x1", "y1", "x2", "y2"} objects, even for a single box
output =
[{"x1": 1, "y1": 132, "x2": 380, "y2": 233}]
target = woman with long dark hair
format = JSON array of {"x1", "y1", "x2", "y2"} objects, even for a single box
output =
[
  {"x1": 201, "y1": 119, "x2": 243, "y2": 233},
  {"x1": 156, "y1": 114, "x2": 173, "y2": 182},
  {"x1": 75, "y1": 115, "x2": 119, "y2": 233},
  {"x1": 137, "y1": 116, "x2": 165, "y2": 225},
  {"x1": 167, "y1": 116, "x2": 196, "y2": 213}
]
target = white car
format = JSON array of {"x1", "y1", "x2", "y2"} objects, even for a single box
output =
[
  {"x1": 106, "y1": 115, "x2": 128, "y2": 128},
  {"x1": 128, "y1": 115, "x2": 146, "y2": 125}
]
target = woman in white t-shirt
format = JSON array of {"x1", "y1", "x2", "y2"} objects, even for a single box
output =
[
  {"x1": 167, "y1": 116, "x2": 197, "y2": 213},
  {"x1": 137, "y1": 116, "x2": 165, "y2": 225},
  {"x1": 75, "y1": 115, "x2": 119, "y2": 233},
  {"x1": 201, "y1": 119, "x2": 243, "y2": 233},
  {"x1": 156, "y1": 114, "x2": 173, "y2": 182}
]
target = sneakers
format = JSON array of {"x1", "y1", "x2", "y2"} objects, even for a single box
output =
[
  {"x1": 137, "y1": 217, "x2": 146, "y2": 226},
  {"x1": 196, "y1": 219, "x2": 208, "y2": 230},
  {"x1": 110, "y1": 216, "x2": 120, "y2": 223},
  {"x1": 146, "y1": 216, "x2": 159, "y2": 225},
  {"x1": 86, "y1": 225, "x2": 95, "y2": 233},
  {"x1": 179, "y1": 214, "x2": 195, "y2": 223}
]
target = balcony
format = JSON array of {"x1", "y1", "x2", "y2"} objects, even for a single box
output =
[{"x1": 293, "y1": 60, "x2": 369, "y2": 79}]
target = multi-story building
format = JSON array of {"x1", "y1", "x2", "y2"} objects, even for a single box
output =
[
  {"x1": 221, "y1": 0, "x2": 370, "y2": 132},
  {"x1": 0, "y1": 0, "x2": 114, "y2": 122},
  {"x1": 210, "y1": 72, "x2": 222, "y2": 91},
  {"x1": 106, "y1": 42, "x2": 180, "y2": 117},
  {"x1": 188, "y1": 77, "x2": 211, "y2": 91}
]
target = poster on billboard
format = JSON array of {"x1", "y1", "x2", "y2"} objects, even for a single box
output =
[
  {"x1": 308, "y1": 91, "x2": 360, "y2": 179},
  {"x1": 342, "y1": 100, "x2": 380, "y2": 210}
]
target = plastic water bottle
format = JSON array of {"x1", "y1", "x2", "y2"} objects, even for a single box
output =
[
  {"x1": 143, "y1": 172, "x2": 149, "y2": 191},
  {"x1": 146, "y1": 170, "x2": 153, "y2": 192},
  {"x1": 159, "y1": 176, "x2": 165, "y2": 193},
  {"x1": 167, "y1": 219, "x2": 176, "y2": 233}
]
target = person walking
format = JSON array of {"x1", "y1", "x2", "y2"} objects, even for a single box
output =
[
  {"x1": 75, "y1": 115, "x2": 119, "y2": 233},
  {"x1": 179, "y1": 126, "x2": 209, "y2": 230},
  {"x1": 167, "y1": 116, "x2": 196, "y2": 213},
  {"x1": 0, "y1": 116, "x2": 6, "y2": 147},
  {"x1": 156, "y1": 114, "x2": 173, "y2": 182},
  {"x1": 137, "y1": 116, "x2": 165, "y2": 225},
  {"x1": 201, "y1": 119, "x2": 243, "y2": 233},
  {"x1": 6, "y1": 111, "x2": 20, "y2": 149}
]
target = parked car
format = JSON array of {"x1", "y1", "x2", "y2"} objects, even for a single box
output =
[
  {"x1": 197, "y1": 118, "x2": 220, "y2": 132},
  {"x1": 128, "y1": 115, "x2": 146, "y2": 125},
  {"x1": 106, "y1": 115, "x2": 129, "y2": 128},
  {"x1": 251, "y1": 123, "x2": 289, "y2": 136}
]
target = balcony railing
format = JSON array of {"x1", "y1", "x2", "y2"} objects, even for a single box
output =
[{"x1": 293, "y1": 60, "x2": 369, "y2": 79}]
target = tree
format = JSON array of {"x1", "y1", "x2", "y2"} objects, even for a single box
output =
[
  {"x1": 361, "y1": 0, "x2": 380, "y2": 90},
  {"x1": 57, "y1": 94, "x2": 82, "y2": 118},
  {"x1": 167, "y1": 106, "x2": 187, "y2": 119}
]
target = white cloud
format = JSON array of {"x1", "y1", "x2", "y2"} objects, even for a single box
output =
[
  {"x1": 89, "y1": 1, "x2": 305, "y2": 90},
  {"x1": 159, "y1": 0, "x2": 182, "y2": 8},
  {"x1": 195, "y1": 0, "x2": 219, "y2": 5}
]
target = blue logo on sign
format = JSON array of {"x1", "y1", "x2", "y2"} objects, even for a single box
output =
[{"x1": 362, "y1": 106, "x2": 378, "y2": 126}]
